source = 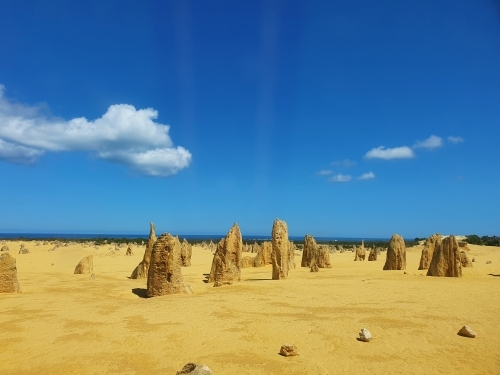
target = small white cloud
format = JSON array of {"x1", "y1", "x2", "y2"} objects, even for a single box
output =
[
  {"x1": 331, "y1": 158, "x2": 356, "y2": 168},
  {"x1": 448, "y1": 136, "x2": 464, "y2": 144},
  {"x1": 413, "y1": 135, "x2": 443, "y2": 149},
  {"x1": 317, "y1": 169, "x2": 333, "y2": 175},
  {"x1": 358, "y1": 171, "x2": 375, "y2": 180},
  {"x1": 329, "y1": 173, "x2": 352, "y2": 182},
  {"x1": 0, "y1": 84, "x2": 192, "y2": 176},
  {"x1": 364, "y1": 146, "x2": 415, "y2": 160}
]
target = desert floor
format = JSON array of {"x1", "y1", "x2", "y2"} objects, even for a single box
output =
[{"x1": 1, "y1": 240, "x2": 499, "y2": 375}]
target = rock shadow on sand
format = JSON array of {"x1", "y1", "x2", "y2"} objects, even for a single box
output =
[{"x1": 131, "y1": 288, "x2": 148, "y2": 298}]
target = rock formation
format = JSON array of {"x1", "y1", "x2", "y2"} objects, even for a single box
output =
[
  {"x1": 368, "y1": 247, "x2": 377, "y2": 261},
  {"x1": 271, "y1": 219, "x2": 289, "y2": 280},
  {"x1": 147, "y1": 233, "x2": 192, "y2": 297},
  {"x1": 181, "y1": 239, "x2": 192, "y2": 267},
  {"x1": 457, "y1": 326, "x2": 476, "y2": 338},
  {"x1": 0, "y1": 253, "x2": 21, "y2": 293},
  {"x1": 317, "y1": 247, "x2": 332, "y2": 268},
  {"x1": 74, "y1": 255, "x2": 93, "y2": 274},
  {"x1": 288, "y1": 241, "x2": 296, "y2": 270},
  {"x1": 460, "y1": 251, "x2": 472, "y2": 267},
  {"x1": 301, "y1": 235, "x2": 316, "y2": 267},
  {"x1": 130, "y1": 222, "x2": 157, "y2": 279},
  {"x1": 125, "y1": 246, "x2": 133, "y2": 256},
  {"x1": 310, "y1": 261, "x2": 319, "y2": 272},
  {"x1": 240, "y1": 256, "x2": 254, "y2": 268},
  {"x1": 280, "y1": 343, "x2": 298, "y2": 357},
  {"x1": 1, "y1": 245, "x2": 9, "y2": 252},
  {"x1": 208, "y1": 223, "x2": 242, "y2": 286},
  {"x1": 354, "y1": 241, "x2": 365, "y2": 261},
  {"x1": 253, "y1": 241, "x2": 272, "y2": 267},
  {"x1": 418, "y1": 233, "x2": 442, "y2": 270},
  {"x1": 427, "y1": 235, "x2": 462, "y2": 277},
  {"x1": 18, "y1": 244, "x2": 30, "y2": 254},
  {"x1": 383, "y1": 234, "x2": 406, "y2": 270},
  {"x1": 175, "y1": 363, "x2": 213, "y2": 375}
]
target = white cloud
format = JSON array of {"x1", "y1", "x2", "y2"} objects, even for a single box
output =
[
  {"x1": 448, "y1": 136, "x2": 464, "y2": 144},
  {"x1": 413, "y1": 135, "x2": 443, "y2": 149},
  {"x1": 358, "y1": 171, "x2": 375, "y2": 180},
  {"x1": 329, "y1": 173, "x2": 352, "y2": 182},
  {"x1": 364, "y1": 146, "x2": 415, "y2": 160},
  {"x1": 0, "y1": 85, "x2": 191, "y2": 176},
  {"x1": 317, "y1": 169, "x2": 333, "y2": 175},
  {"x1": 331, "y1": 158, "x2": 356, "y2": 168}
]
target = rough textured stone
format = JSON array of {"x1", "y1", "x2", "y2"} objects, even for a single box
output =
[
  {"x1": 181, "y1": 239, "x2": 192, "y2": 267},
  {"x1": 253, "y1": 241, "x2": 272, "y2": 267},
  {"x1": 175, "y1": 363, "x2": 213, "y2": 375},
  {"x1": 125, "y1": 245, "x2": 133, "y2": 256},
  {"x1": 280, "y1": 343, "x2": 298, "y2": 357},
  {"x1": 1, "y1": 245, "x2": 9, "y2": 252},
  {"x1": 301, "y1": 235, "x2": 316, "y2": 267},
  {"x1": 457, "y1": 326, "x2": 476, "y2": 338},
  {"x1": 418, "y1": 233, "x2": 442, "y2": 270},
  {"x1": 271, "y1": 219, "x2": 289, "y2": 280},
  {"x1": 368, "y1": 247, "x2": 377, "y2": 261},
  {"x1": 427, "y1": 235, "x2": 462, "y2": 277},
  {"x1": 460, "y1": 251, "x2": 472, "y2": 267},
  {"x1": 317, "y1": 247, "x2": 332, "y2": 268},
  {"x1": 240, "y1": 256, "x2": 254, "y2": 268},
  {"x1": 74, "y1": 255, "x2": 93, "y2": 274},
  {"x1": 147, "y1": 233, "x2": 192, "y2": 297},
  {"x1": 288, "y1": 241, "x2": 296, "y2": 271},
  {"x1": 354, "y1": 241, "x2": 365, "y2": 261},
  {"x1": 130, "y1": 222, "x2": 157, "y2": 279},
  {"x1": 383, "y1": 234, "x2": 406, "y2": 270},
  {"x1": 0, "y1": 253, "x2": 21, "y2": 293},
  {"x1": 310, "y1": 261, "x2": 319, "y2": 272},
  {"x1": 358, "y1": 328, "x2": 372, "y2": 342},
  {"x1": 208, "y1": 223, "x2": 242, "y2": 287}
]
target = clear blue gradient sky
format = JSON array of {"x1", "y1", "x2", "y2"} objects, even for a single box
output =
[{"x1": 0, "y1": 0, "x2": 499, "y2": 238}]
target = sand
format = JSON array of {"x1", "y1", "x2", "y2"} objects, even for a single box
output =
[{"x1": 1, "y1": 240, "x2": 499, "y2": 374}]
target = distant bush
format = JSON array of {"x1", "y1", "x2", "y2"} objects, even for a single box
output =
[{"x1": 465, "y1": 235, "x2": 500, "y2": 247}]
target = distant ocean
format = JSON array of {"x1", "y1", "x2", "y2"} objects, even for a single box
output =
[{"x1": 0, "y1": 232, "x2": 389, "y2": 242}]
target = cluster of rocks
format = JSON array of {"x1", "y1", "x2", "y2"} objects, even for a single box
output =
[{"x1": 18, "y1": 244, "x2": 30, "y2": 254}]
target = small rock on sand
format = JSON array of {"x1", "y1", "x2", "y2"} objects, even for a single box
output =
[
  {"x1": 280, "y1": 343, "x2": 299, "y2": 356},
  {"x1": 358, "y1": 328, "x2": 372, "y2": 342},
  {"x1": 457, "y1": 326, "x2": 476, "y2": 338},
  {"x1": 175, "y1": 363, "x2": 213, "y2": 375}
]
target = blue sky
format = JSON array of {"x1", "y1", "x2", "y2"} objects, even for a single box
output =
[{"x1": 0, "y1": 0, "x2": 499, "y2": 238}]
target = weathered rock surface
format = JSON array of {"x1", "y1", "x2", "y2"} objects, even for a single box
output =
[
  {"x1": 0, "y1": 253, "x2": 21, "y2": 293},
  {"x1": 253, "y1": 241, "x2": 272, "y2": 267},
  {"x1": 318, "y1": 247, "x2": 332, "y2": 268},
  {"x1": 358, "y1": 328, "x2": 372, "y2": 342},
  {"x1": 271, "y1": 219, "x2": 289, "y2": 280},
  {"x1": 125, "y1": 245, "x2": 133, "y2": 256},
  {"x1": 460, "y1": 251, "x2": 472, "y2": 267},
  {"x1": 240, "y1": 256, "x2": 254, "y2": 268},
  {"x1": 310, "y1": 262, "x2": 319, "y2": 272},
  {"x1": 354, "y1": 241, "x2": 365, "y2": 261},
  {"x1": 418, "y1": 233, "x2": 442, "y2": 270},
  {"x1": 368, "y1": 247, "x2": 377, "y2": 261},
  {"x1": 383, "y1": 234, "x2": 406, "y2": 270},
  {"x1": 1, "y1": 245, "x2": 9, "y2": 252},
  {"x1": 181, "y1": 239, "x2": 192, "y2": 267},
  {"x1": 301, "y1": 235, "x2": 316, "y2": 267},
  {"x1": 457, "y1": 326, "x2": 476, "y2": 338},
  {"x1": 280, "y1": 343, "x2": 298, "y2": 357},
  {"x1": 427, "y1": 235, "x2": 462, "y2": 277},
  {"x1": 74, "y1": 255, "x2": 93, "y2": 274},
  {"x1": 130, "y1": 222, "x2": 157, "y2": 279},
  {"x1": 208, "y1": 223, "x2": 242, "y2": 286},
  {"x1": 288, "y1": 241, "x2": 296, "y2": 271},
  {"x1": 147, "y1": 233, "x2": 192, "y2": 297},
  {"x1": 175, "y1": 363, "x2": 213, "y2": 375}
]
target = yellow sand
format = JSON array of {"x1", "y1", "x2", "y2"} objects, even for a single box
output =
[{"x1": 1, "y1": 240, "x2": 499, "y2": 374}]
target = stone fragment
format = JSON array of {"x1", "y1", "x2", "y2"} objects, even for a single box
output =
[
  {"x1": 427, "y1": 235, "x2": 462, "y2": 277},
  {"x1": 368, "y1": 247, "x2": 377, "y2": 261},
  {"x1": 1, "y1": 245, "x2": 9, "y2": 252},
  {"x1": 310, "y1": 262, "x2": 319, "y2": 272},
  {"x1": 472, "y1": 257, "x2": 476, "y2": 262},
  {"x1": 271, "y1": 219, "x2": 289, "y2": 280},
  {"x1": 125, "y1": 246, "x2": 133, "y2": 256},
  {"x1": 208, "y1": 223, "x2": 242, "y2": 287},
  {"x1": 175, "y1": 363, "x2": 213, "y2": 375},
  {"x1": 418, "y1": 233, "x2": 442, "y2": 270},
  {"x1": 486, "y1": 260, "x2": 492, "y2": 264},
  {"x1": 0, "y1": 253, "x2": 21, "y2": 293},
  {"x1": 457, "y1": 326, "x2": 476, "y2": 338},
  {"x1": 354, "y1": 241, "x2": 366, "y2": 261},
  {"x1": 460, "y1": 251, "x2": 472, "y2": 267},
  {"x1": 147, "y1": 233, "x2": 192, "y2": 296},
  {"x1": 383, "y1": 234, "x2": 406, "y2": 270},
  {"x1": 358, "y1": 328, "x2": 372, "y2": 342},
  {"x1": 18, "y1": 244, "x2": 30, "y2": 254},
  {"x1": 130, "y1": 222, "x2": 157, "y2": 279},
  {"x1": 279, "y1": 343, "x2": 298, "y2": 357},
  {"x1": 89, "y1": 273, "x2": 96, "y2": 280},
  {"x1": 180, "y1": 239, "x2": 192, "y2": 267},
  {"x1": 74, "y1": 255, "x2": 93, "y2": 274}
]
